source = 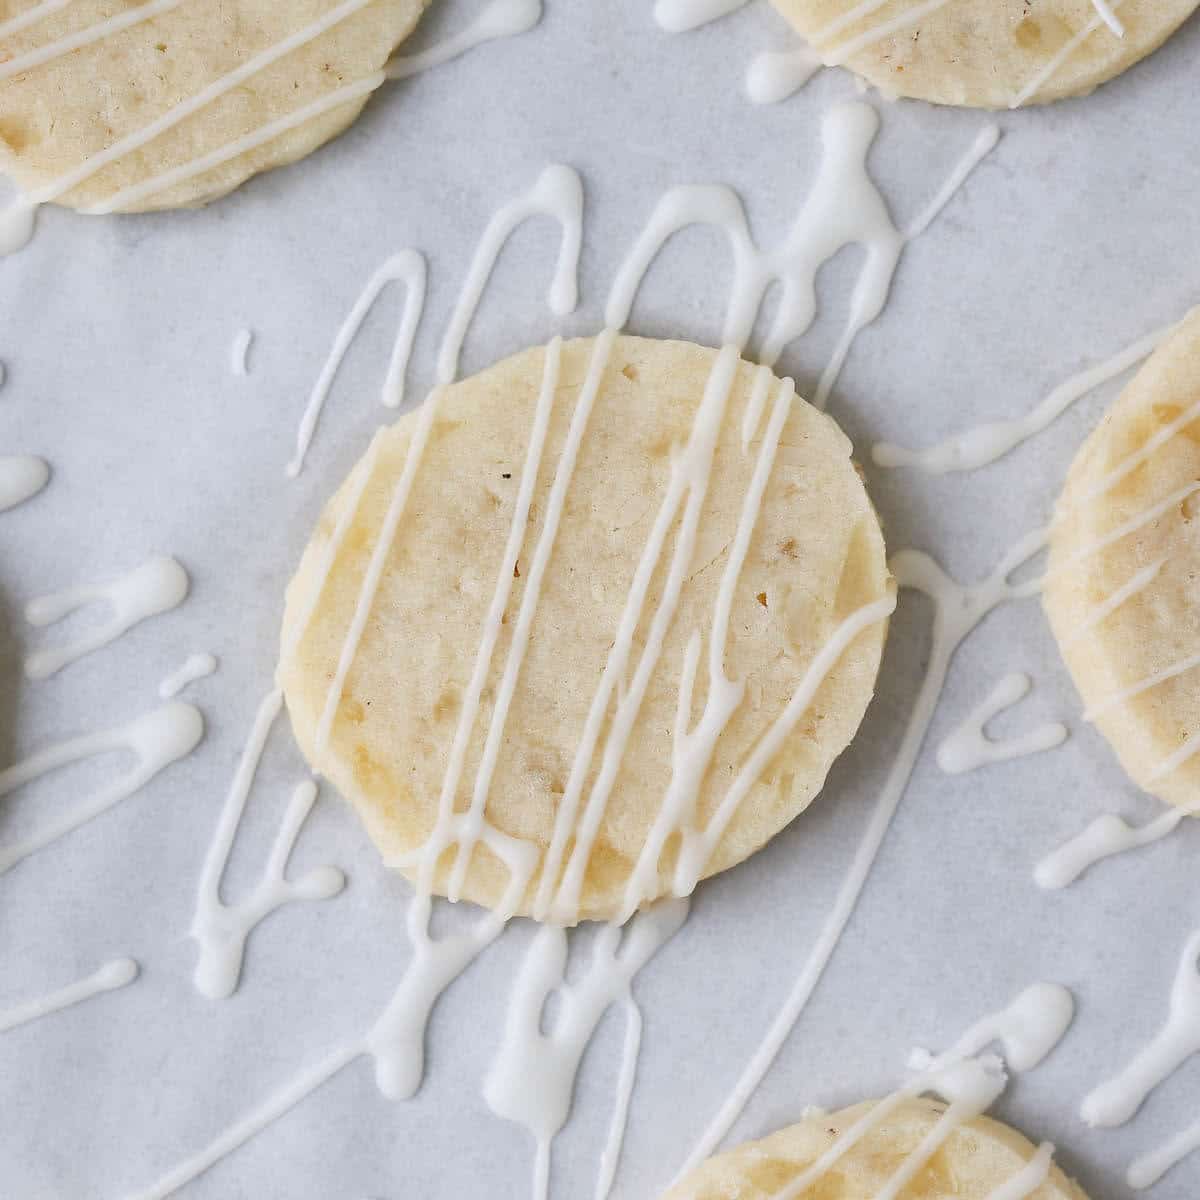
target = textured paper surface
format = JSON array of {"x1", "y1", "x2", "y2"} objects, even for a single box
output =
[{"x1": 2, "y1": 2, "x2": 1200, "y2": 1198}]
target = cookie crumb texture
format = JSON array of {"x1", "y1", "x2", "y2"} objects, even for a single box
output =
[
  {"x1": 280, "y1": 336, "x2": 892, "y2": 922},
  {"x1": 1046, "y1": 307, "x2": 1200, "y2": 811},
  {"x1": 769, "y1": 0, "x2": 1198, "y2": 109},
  {"x1": 664, "y1": 1098, "x2": 1091, "y2": 1200},
  {"x1": 0, "y1": 0, "x2": 428, "y2": 211}
]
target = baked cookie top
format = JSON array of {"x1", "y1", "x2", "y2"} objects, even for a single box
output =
[
  {"x1": 768, "y1": 0, "x2": 1198, "y2": 108},
  {"x1": 279, "y1": 335, "x2": 892, "y2": 924},
  {"x1": 664, "y1": 1098, "x2": 1090, "y2": 1200},
  {"x1": 1045, "y1": 308, "x2": 1200, "y2": 812},
  {"x1": 0, "y1": 0, "x2": 427, "y2": 214}
]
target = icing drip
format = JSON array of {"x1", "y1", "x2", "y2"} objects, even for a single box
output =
[
  {"x1": 230, "y1": 329, "x2": 253, "y2": 377},
  {"x1": 0, "y1": 958, "x2": 138, "y2": 1036},
  {"x1": 23, "y1": 555, "x2": 189, "y2": 680},
  {"x1": 387, "y1": 0, "x2": 542, "y2": 81},
  {"x1": 767, "y1": 982, "x2": 1071, "y2": 1200},
  {"x1": 0, "y1": 454, "x2": 49, "y2": 513},
  {"x1": 676, "y1": 526, "x2": 1049, "y2": 1177},
  {"x1": 287, "y1": 250, "x2": 427, "y2": 478},
  {"x1": 653, "y1": 0, "x2": 750, "y2": 33},
  {"x1": 936, "y1": 672, "x2": 1067, "y2": 775},
  {"x1": 593, "y1": 998, "x2": 643, "y2": 1200},
  {"x1": 745, "y1": 46, "x2": 822, "y2": 105},
  {"x1": 0, "y1": 701, "x2": 203, "y2": 875},
  {"x1": 159, "y1": 652, "x2": 218, "y2": 699},
  {"x1": 873, "y1": 323, "x2": 1170, "y2": 474},
  {"x1": 1035, "y1": 806, "x2": 1188, "y2": 890},
  {"x1": 191, "y1": 689, "x2": 345, "y2": 999},
  {"x1": 485, "y1": 900, "x2": 689, "y2": 1200},
  {"x1": 1083, "y1": 930, "x2": 1200, "y2": 1128}
]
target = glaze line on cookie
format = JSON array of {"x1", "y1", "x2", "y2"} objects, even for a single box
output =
[
  {"x1": 0, "y1": 701, "x2": 203, "y2": 874},
  {"x1": 745, "y1": 44, "x2": 822, "y2": 103},
  {"x1": 159, "y1": 652, "x2": 218, "y2": 699},
  {"x1": 23, "y1": 555, "x2": 189, "y2": 680},
  {"x1": 288, "y1": 249, "x2": 427, "y2": 478},
  {"x1": 0, "y1": 454, "x2": 49, "y2": 512},
  {"x1": 936, "y1": 672, "x2": 1067, "y2": 775},
  {"x1": 387, "y1": 0, "x2": 542, "y2": 80},
  {"x1": 874, "y1": 322, "x2": 1172, "y2": 474},
  {"x1": 1009, "y1": 2, "x2": 1125, "y2": 108},
  {"x1": 0, "y1": 957, "x2": 138, "y2": 1036},
  {"x1": 191, "y1": 688, "x2": 345, "y2": 999},
  {"x1": 984, "y1": 1141, "x2": 1057, "y2": 1200}
]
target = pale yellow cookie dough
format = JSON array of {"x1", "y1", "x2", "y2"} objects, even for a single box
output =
[
  {"x1": 769, "y1": 0, "x2": 1198, "y2": 108},
  {"x1": 664, "y1": 1098, "x2": 1090, "y2": 1200},
  {"x1": 1045, "y1": 308, "x2": 1200, "y2": 811},
  {"x1": 280, "y1": 336, "x2": 892, "y2": 922},
  {"x1": 0, "y1": 0, "x2": 428, "y2": 212}
]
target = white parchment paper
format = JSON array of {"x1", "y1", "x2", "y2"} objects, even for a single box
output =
[{"x1": 2, "y1": 2, "x2": 1200, "y2": 1198}]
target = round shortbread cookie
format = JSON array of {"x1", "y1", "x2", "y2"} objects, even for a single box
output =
[
  {"x1": 664, "y1": 1098, "x2": 1090, "y2": 1200},
  {"x1": 768, "y1": 0, "x2": 1198, "y2": 109},
  {"x1": 0, "y1": 0, "x2": 427, "y2": 213},
  {"x1": 280, "y1": 335, "x2": 892, "y2": 923},
  {"x1": 1045, "y1": 308, "x2": 1200, "y2": 811}
]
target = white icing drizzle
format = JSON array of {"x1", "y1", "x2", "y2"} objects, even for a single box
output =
[
  {"x1": 873, "y1": 323, "x2": 1170, "y2": 474},
  {"x1": 0, "y1": 958, "x2": 138, "y2": 1036},
  {"x1": 159, "y1": 652, "x2": 218, "y2": 699},
  {"x1": 1063, "y1": 556, "x2": 1166, "y2": 648},
  {"x1": 745, "y1": 45, "x2": 822, "y2": 105},
  {"x1": 936, "y1": 672, "x2": 1067, "y2": 775},
  {"x1": 1083, "y1": 930, "x2": 1200, "y2": 1128},
  {"x1": 593, "y1": 998, "x2": 642, "y2": 1200},
  {"x1": 1035, "y1": 806, "x2": 1188, "y2": 890},
  {"x1": 230, "y1": 329, "x2": 253, "y2": 377},
  {"x1": 1010, "y1": 1, "x2": 1125, "y2": 108},
  {"x1": 903, "y1": 125, "x2": 1000, "y2": 240},
  {"x1": 287, "y1": 250, "x2": 427, "y2": 478},
  {"x1": 485, "y1": 900, "x2": 689, "y2": 1200},
  {"x1": 386, "y1": 0, "x2": 542, "y2": 81},
  {"x1": 0, "y1": 0, "x2": 187, "y2": 84},
  {"x1": 1083, "y1": 650, "x2": 1200, "y2": 723},
  {"x1": 676, "y1": 526, "x2": 1049, "y2": 1177},
  {"x1": 191, "y1": 688, "x2": 345, "y2": 999},
  {"x1": 817, "y1": 0, "x2": 952, "y2": 68},
  {"x1": 653, "y1": 0, "x2": 750, "y2": 34},
  {"x1": 0, "y1": 0, "x2": 382, "y2": 252},
  {"x1": 984, "y1": 1142, "x2": 1056, "y2": 1200},
  {"x1": 0, "y1": 454, "x2": 49, "y2": 513},
  {"x1": 764, "y1": 982, "x2": 1071, "y2": 1200},
  {"x1": 312, "y1": 164, "x2": 581, "y2": 755},
  {"x1": 0, "y1": 0, "x2": 75, "y2": 40},
  {"x1": 1129, "y1": 1126, "x2": 1200, "y2": 1191},
  {"x1": 0, "y1": 701, "x2": 203, "y2": 875},
  {"x1": 23, "y1": 554, "x2": 189, "y2": 681}
]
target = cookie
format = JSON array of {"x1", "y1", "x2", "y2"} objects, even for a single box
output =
[
  {"x1": 279, "y1": 335, "x2": 892, "y2": 923},
  {"x1": 664, "y1": 1098, "x2": 1089, "y2": 1200},
  {"x1": 0, "y1": 0, "x2": 427, "y2": 214},
  {"x1": 767, "y1": 0, "x2": 1198, "y2": 108},
  {"x1": 1044, "y1": 308, "x2": 1200, "y2": 812}
]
